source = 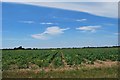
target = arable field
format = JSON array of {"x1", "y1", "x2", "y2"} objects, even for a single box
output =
[{"x1": 2, "y1": 47, "x2": 119, "y2": 78}]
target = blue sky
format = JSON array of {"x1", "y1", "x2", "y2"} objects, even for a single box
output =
[{"x1": 2, "y1": 2, "x2": 118, "y2": 48}]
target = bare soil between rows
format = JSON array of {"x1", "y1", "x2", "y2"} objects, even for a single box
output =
[{"x1": 4, "y1": 61, "x2": 119, "y2": 73}]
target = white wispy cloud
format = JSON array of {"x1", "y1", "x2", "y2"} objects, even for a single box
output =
[
  {"x1": 40, "y1": 22, "x2": 53, "y2": 25},
  {"x1": 2, "y1": 0, "x2": 118, "y2": 18},
  {"x1": 31, "y1": 33, "x2": 48, "y2": 40},
  {"x1": 2, "y1": 0, "x2": 119, "y2": 18},
  {"x1": 31, "y1": 26, "x2": 69, "y2": 40},
  {"x1": 76, "y1": 25, "x2": 101, "y2": 32},
  {"x1": 19, "y1": 21, "x2": 35, "y2": 24},
  {"x1": 76, "y1": 19, "x2": 87, "y2": 22},
  {"x1": 114, "y1": 32, "x2": 120, "y2": 35},
  {"x1": 103, "y1": 23, "x2": 115, "y2": 26}
]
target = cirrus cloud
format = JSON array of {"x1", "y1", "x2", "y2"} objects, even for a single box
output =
[
  {"x1": 31, "y1": 26, "x2": 69, "y2": 40},
  {"x1": 2, "y1": 0, "x2": 118, "y2": 18},
  {"x1": 114, "y1": 32, "x2": 120, "y2": 35},
  {"x1": 76, "y1": 19, "x2": 87, "y2": 22},
  {"x1": 19, "y1": 20, "x2": 35, "y2": 24},
  {"x1": 76, "y1": 25, "x2": 101, "y2": 32},
  {"x1": 40, "y1": 22, "x2": 53, "y2": 25}
]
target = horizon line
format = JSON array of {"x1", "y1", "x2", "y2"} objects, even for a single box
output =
[{"x1": 1, "y1": 45, "x2": 119, "y2": 49}]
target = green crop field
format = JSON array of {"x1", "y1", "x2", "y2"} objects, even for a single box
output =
[{"x1": 2, "y1": 47, "x2": 119, "y2": 78}]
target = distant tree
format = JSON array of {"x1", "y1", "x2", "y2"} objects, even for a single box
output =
[
  {"x1": 14, "y1": 46, "x2": 24, "y2": 50},
  {"x1": 18, "y1": 46, "x2": 22, "y2": 49},
  {"x1": 14, "y1": 47, "x2": 17, "y2": 50},
  {"x1": 26, "y1": 48, "x2": 31, "y2": 50},
  {"x1": 33, "y1": 48, "x2": 38, "y2": 50}
]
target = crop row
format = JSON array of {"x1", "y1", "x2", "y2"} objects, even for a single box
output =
[{"x1": 2, "y1": 48, "x2": 119, "y2": 70}]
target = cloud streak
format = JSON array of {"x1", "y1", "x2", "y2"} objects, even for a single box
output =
[
  {"x1": 114, "y1": 32, "x2": 120, "y2": 35},
  {"x1": 31, "y1": 26, "x2": 69, "y2": 40},
  {"x1": 76, "y1": 19, "x2": 87, "y2": 22},
  {"x1": 76, "y1": 25, "x2": 101, "y2": 32},
  {"x1": 2, "y1": 1, "x2": 118, "y2": 18},
  {"x1": 19, "y1": 21, "x2": 35, "y2": 24},
  {"x1": 39, "y1": 22, "x2": 54, "y2": 25}
]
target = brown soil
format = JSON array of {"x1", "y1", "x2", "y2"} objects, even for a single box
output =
[
  {"x1": 83, "y1": 60, "x2": 118, "y2": 69},
  {"x1": 61, "y1": 51, "x2": 69, "y2": 67},
  {"x1": 42, "y1": 60, "x2": 118, "y2": 72},
  {"x1": 5, "y1": 61, "x2": 118, "y2": 73}
]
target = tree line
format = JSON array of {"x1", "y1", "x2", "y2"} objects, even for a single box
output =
[{"x1": 2, "y1": 45, "x2": 120, "y2": 50}]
